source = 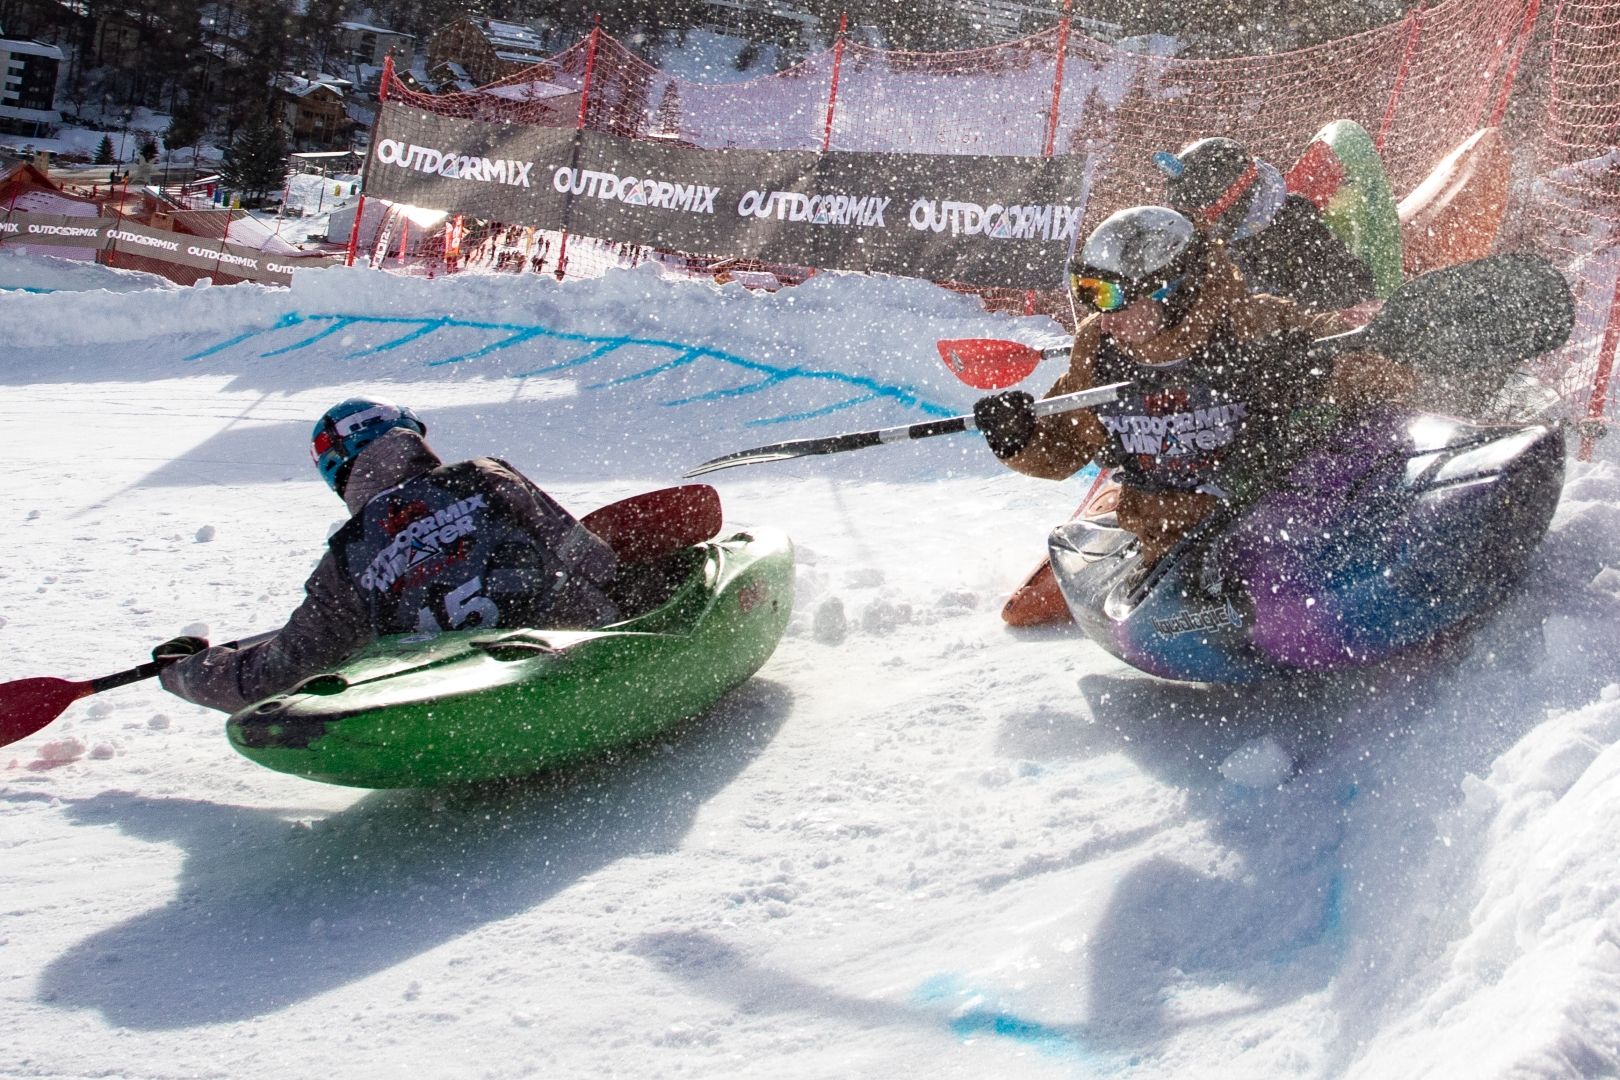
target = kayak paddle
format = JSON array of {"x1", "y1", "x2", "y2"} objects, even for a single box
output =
[
  {"x1": 581, "y1": 484, "x2": 722, "y2": 562},
  {"x1": 685, "y1": 252, "x2": 1574, "y2": 479},
  {"x1": 0, "y1": 486, "x2": 732, "y2": 749},
  {"x1": 0, "y1": 632, "x2": 273, "y2": 749},
  {"x1": 935, "y1": 338, "x2": 1069, "y2": 390},
  {"x1": 683, "y1": 381, "x2": 1130, "y2": 477}
]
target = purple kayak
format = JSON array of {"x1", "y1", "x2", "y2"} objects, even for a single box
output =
[{"x1": 1048, "y1": 407, "x2": 1564, "y2": 684}]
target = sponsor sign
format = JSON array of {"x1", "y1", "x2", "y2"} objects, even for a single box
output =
[
  {"x1": 363, "y1": 104, "x2": 1094, "y2": 287},
  {"x1": 0, "y1": 210, "x2": 340, "y2": 285}
]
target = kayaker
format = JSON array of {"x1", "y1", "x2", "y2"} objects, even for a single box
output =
[
  {"x1": 974, "y1": 205, "x2": 1412, "y2": 567},
  {"x1": 152, "y1": 398, "x2": 621, "y2": 712},
  {"x1": 1154, "y1": 137, "x2": 1376, "y2": 312}
]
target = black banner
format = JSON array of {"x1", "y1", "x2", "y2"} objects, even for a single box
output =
[
  {"x1": 365, "y1": 104, "x2": 1093, "y2": 287},
  {"x1": 0, "y1": 211, "x2": 341, "y2": 285}
]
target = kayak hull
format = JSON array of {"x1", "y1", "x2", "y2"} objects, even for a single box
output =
[
  {"x1": 1050, "y1": 412, "x2": 1564, "y2": 684},
  {"x1": 226, "y1": 529, "x2": 794, "y2": 788}
]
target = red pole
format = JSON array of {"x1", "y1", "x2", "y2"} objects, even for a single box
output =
[
  {"x1": 821, "y1": 13, "x2": 848, "y2": 153},
  {"x1": 346, "y1": 55, "x2": 392, "y2": 268},
  {"x1": 1042, "y1": 0, "x2": 1073, "y2": 158},
  {"x1": 1489, "y1": 0, "x2": 1543, "y2": 128},
  {"x1": 1032, "y1": 0, "x2": 1074, "y2": 313},
  {"x1": 1581, "y1": 271, "x2": 1620, "y2": 461},
  {"x1": 557, "y1": 16, "x2": 602, "y2": 281},
  {"x1": 1377, "y1": 7, "x2": 1424, "y2": 152}
]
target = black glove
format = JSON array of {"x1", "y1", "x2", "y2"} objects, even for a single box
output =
[
  {"x1": 152, "y1": 635, "x2": 209, "y2": 665},
  {"x1": 973, "y1": 390, "x2": 1038, "y2": 459}
]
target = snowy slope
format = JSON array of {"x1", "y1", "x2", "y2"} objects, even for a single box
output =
[{"x1": 1, "y1": 254, "x2": 1618, "y2": 1079}]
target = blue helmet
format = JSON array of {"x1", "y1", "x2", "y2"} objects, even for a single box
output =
[{"x1": 311, "y1": 398, "x2": 426, "y2": 494}]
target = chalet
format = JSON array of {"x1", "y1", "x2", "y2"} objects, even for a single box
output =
[
  {"x1": 0, "y1": 38, "x2": 63, "y2": 136},
  {"x1": 337, "y1": 21, "x2": 415, "y2": 69},
  {"x1": 275, "y1": 74, "x2": 354, "y2": 151},
  {"x1": 425, "y1": 18, "x2": 549, "y2": 88}
]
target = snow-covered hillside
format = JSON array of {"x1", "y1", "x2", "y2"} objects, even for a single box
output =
[{"x1": 2, "y1": 253, "x2": 1618, "y2": 1078}]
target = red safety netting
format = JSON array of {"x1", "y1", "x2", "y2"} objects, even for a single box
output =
[
  {"x1": 379, "y1": 0, "x2": 1619, "y2": 422},
  {"x1": 1513, "y1": 0, "x2": 1620, "y2": 447}
]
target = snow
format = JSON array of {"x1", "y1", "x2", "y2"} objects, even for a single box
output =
[{"x1": 2, "y1": 252, "x2": 1619, "y2": 1078}]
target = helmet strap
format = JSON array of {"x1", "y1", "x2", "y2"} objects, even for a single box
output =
[{"x1": 1200, "y1": 161, "x2": 1259, "y2": 227}]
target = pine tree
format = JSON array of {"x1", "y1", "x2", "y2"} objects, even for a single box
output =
[
  {"x1": 94, "y1": 134, "x2": 115, "y2": 165},
  {"x1": 219, "y1": 117, "x2": 290, "y2": 206}
]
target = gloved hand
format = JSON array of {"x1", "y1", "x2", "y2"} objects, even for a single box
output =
[
  {"x1": 973, "y1": 390, "x2": 1038, "y2": 459},
  {"x1": 152, "y1": 635, "x2": 210, "y2": 665}
]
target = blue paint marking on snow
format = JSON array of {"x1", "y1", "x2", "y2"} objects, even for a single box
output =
[
  {"x1": 0, "y1": 284, "x2": 53, "y2": 293},
  {"x1": 913, "y1": 974, "x2": 1114, "y2": 1068},
  {"x1": 184, "y1": 312, "x2": 956, "y2": 424}
]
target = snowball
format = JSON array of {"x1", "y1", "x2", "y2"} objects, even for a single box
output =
[
  {"x1": 194, "y1": 525, "x2": 216, "y2": 543},
  {"x1": 1219, "y1": 736, "x2": 1295, "y2": 788},
  {"x1": 33, "y1": 737, "x2": 85, "y2": 766},
  {"x1": 812, "y1": 597, "x2": 848, "y2": 645}
]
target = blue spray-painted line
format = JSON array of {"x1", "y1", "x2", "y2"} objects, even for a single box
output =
[
  {"x1": 913, "y1": 974, "x2": 1115, "y2": 1069},
  {"x1": 261, "y1": 316, "x2": 353, "y2": 357},
  {"x1": 183, "y1": 311, "x2": 956, "y2": 422},
  {"x1": 0, "y1": 284, "x2": 53, "y2": 293},
  {"x1": 586, "y1": 346, "x2": 708, "y2": 389},
  {"x1": 425, "y1": 326, "x2": 550, "y2": 367},
  {"x1": 347, "y1": 316, "x2": 454, "y2": 357},
  {"x1": 511, "y1": 339, "x2": 634, "y2": 377}
]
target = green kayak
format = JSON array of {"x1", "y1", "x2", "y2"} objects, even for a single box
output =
[{"x1": 226, "y1": 528, "x2": 794, "y2": 788}]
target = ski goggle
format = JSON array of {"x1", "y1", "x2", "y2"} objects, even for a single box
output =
[{"x1": 1070, "y1": 273, "x2": 1184, "y2": 315}]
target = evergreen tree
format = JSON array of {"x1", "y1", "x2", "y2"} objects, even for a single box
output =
[
  {"x1": 219, "y1": 117, "x2": 290, "y2": 205},
  {"x1": 94, "y1": 134, "x2": 115, "y2": 164},
  {"x1": 165, "y1": 100, "x2": 208, "y2": 159}
]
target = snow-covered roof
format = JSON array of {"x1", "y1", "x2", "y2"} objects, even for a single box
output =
[
  {"x1": 483, "y1": 20, "x2": 544, "y2": 51},
  {"x1": 0, "y1": 38, "x2": 66, "y2": 61},
  {"x1": 479, "y1": 79, "x2": 576, "y2": 103},
  {"x1": 276, "y1": 73, "x2": 350, "y2": 99},
  {"x1": 338, "y1": 21, "x2": 413, "y2": 39}
]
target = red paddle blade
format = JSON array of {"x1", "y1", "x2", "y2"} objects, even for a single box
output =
[
  {"x1": 936, "y1": 338, "x2": 1044, "y2": 390},
  {"x1": 581, "y1": 484, "x2": 723, "y2": 563},
  {"x1": 0, "y1": 677, "x2": 92, "y2": 747},
  {"x1": 1284, "y1": 139, "x2": 1346, "y2": 210}
]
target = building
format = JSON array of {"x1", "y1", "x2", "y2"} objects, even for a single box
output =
[
  {"x1": 0, "y1": 38, "x2": 63, "y2": 137},
  {"x1": 275, "y1": 74, "x2": 354, "y2": 151},
  {"x1": 425, "y1": 18, "x2": 549, "y2": 88},
  {"x1": 955, "y1": 0, "x2": 1121, "y2": 42},
  {"x1": 337, "y1": 21, "x2": 415, "y2": 70}
]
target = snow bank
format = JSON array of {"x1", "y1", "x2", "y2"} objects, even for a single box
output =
[{"x1": 2, "y1": 251, "x2": 1618, "y2": 1079}]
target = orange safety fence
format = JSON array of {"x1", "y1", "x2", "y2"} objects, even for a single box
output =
[{"x1": 381, "y1": 0, "x2": 1620, "y2": 430}]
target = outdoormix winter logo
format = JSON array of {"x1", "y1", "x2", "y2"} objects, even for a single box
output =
[
  {"x1": 908, "y1": 199, "x2": 1083, "y2": 241},
  {"x1": 553, "y1": 166, "x2": 718, "y2": 214},
  {"x1": 361, "y1": 495, "x2": 487, "y2": 592},
  {"x1": 374, "y1": 138, "x2": 534, "y2": 187},
  {"x1": 736, "y1": 190, "x2": 890, "y2": 228}
]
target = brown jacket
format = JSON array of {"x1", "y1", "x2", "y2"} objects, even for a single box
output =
[{"x1": 997, "y1": 244, "x2": 1408, "y2": 561}]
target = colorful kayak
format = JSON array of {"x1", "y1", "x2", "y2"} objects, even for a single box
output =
[
  {"x1": 1285, "y1": 119, "x2": 1404, "y2": 297},
  {"x1": 226, "y1": 529, "x2": 794, "y2": 788},
  {"x1": 1048, "y1": 407, "x2": 1564, "y2": 684},
  {"x1": 1398, "y1": 127, "x2": 1512, "y2": 277}
]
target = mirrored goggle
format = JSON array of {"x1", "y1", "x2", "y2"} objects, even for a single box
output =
[{"x1": 1070, "y1": 274, "x2": 1182, "y2": 314}]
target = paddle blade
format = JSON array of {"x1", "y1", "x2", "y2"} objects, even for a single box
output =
[
  {"x1": 582, "y1": 484, "x2": 723, "y2": 563},
  {"x1": 936, "y1": 338, "x2": 1045, "y2": 390},
  {"x1": 1371, "y1": 253, "x2": 1575, "y2": 374},
  {"x1": 0, "y1": 677, "x2": 91, "y2": 747}
]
